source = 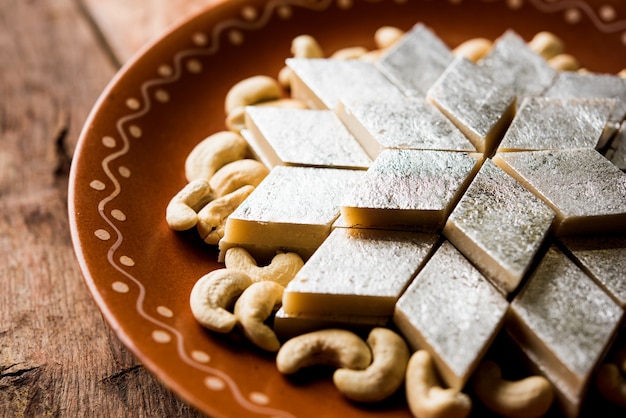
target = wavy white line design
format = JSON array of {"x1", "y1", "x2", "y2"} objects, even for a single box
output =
[
  {"x1": 90, "y1": 0, "x2": 625, "y2": 416},
  {"x1": 529, "y1": 0, "x2": 626, "y2": 33},
  {"x1": 95, "y1": 1, "x2": 335, "y2": 416}
]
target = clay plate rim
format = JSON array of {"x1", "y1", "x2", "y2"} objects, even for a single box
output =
[{"x1": 68, "y1": 1, "x2": 626, "y2": 417}]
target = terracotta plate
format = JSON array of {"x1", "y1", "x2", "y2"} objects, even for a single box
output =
[{"x1": 69, "y1": 0, "x2": 626, "y2": 417}]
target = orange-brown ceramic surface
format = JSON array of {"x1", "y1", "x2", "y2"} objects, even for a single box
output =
[{"x1": 69, "y1": 1, "x2": 626, "y2": 417}]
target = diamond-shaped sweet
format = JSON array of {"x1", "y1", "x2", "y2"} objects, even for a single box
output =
[
  {"x1": 498, "y1": 97, "x2": 616, "y2": 152},
  {"x1": 375, "y1": 22, "x2": 454, "y2": 97},
  {"x1": 427, "y1": 56, "x2": 516, "y2": 155},
  {"x1": 507, "y1": 245, "x2": 623, "y2": 417},
  {"x1": 286, "y1": 58, "x2": 403, "y2": 110},
  {"x1": 282, "y1": 227, "x2": 438, "y2": 317},
  {"x1": 444, "y1": 159, "x2": 556, "y2": 295},
  {"x1": 543, "y1": 71, "x2": 626, "y2": 123},
  {"x1": 243, "y1": 106, "x2": 372, "y2": 169},
  {"x1": 218, "y1": 165, "x2": 363, "y2": 261},
  {"x1": 561, "y1": 235, "x2": 626, "y2": 308},
  {"x1": 479, "y1": 29, "x2": 558, "y2": 99},
  {"x1": 336, "y1": 95, "x2": 476, "y2": 159},
  {"x1": 341, "y1": 149, "x2": 480, "y2": 231},
  {"x1": 394, "y1": 240, "x2": 509, "y2": 390},
  {"x1": 494, "y1": 148, "x2": 626, "y2": 235}
]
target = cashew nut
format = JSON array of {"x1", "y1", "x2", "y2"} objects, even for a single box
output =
[
  {"x1": 291, "y1": 34, "x2": 324, "y2": 59},
  {"x1": 405, "y1": 350, "x2": 472, "y2": 418},
  {"x1": 224, "y1": 75, "x2": 283, "y2": 115},
  {"x1": 333, "y1": 327, "x2": 409, "y2": 403},
  {"x1": 528, "y1": 31, "x2": 564, "y2": 60},
  {"x1": 278, "y1": 65, "x2": 295, "y2": 89},
  {"x1": 453, "y1": 38, "x2": 493, "y2": 63},
  {"x1": 374, "y1": 26, "x2": 405, "y2": 49},
  {"x1": 548, "y1": 53, "x2": 580, "y2": 72},
  {"x1": 276, "y1": 329, "x2": 372, "y2": 375},
  {"x1": 472, "y1": 361, "x2": 554, "y2": 418},
  {"x1": 330, "y1": 46, "x2": 369, "y2": 60},
  {"x1": 234, "y1": 281, "x2": 284, "y2": 352},
  {"x1": 360, "y1": 50, "x2": 385, "y2": 62},
  {"x1": 596, "y1": 342, "x2": 626, "y2": 408},
  {"x1": 197, "y1": 185, "x2": 255, "y2": 245},
  {"x1": 226, "y1": 98, "x2": 307, "y2": 132},
  {"x1": 224, "y1": 247, "x2": 304, "y2": 286},
  {"x1": 165, "y1": 179, "x2": 212, "y2": 231},
  {"x1": 209, "y1": 159, "x2": 269, "y2": 197},
  {"x1": 189, "y1": 268, "x2": 252, "y2": 333},
  {"x1": 619, "y1": 68, "x2": 626, "y2": 78},
  {"x1": 596, "y1": 363, "x2": 626, "y2": 408},
  {"x1": 184, "y1": 131, "x2": 248, "y2": 182}
]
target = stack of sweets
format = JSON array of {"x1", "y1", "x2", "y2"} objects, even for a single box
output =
[{"x1": 216, "y1": 22, "x2": 626, "y2": 417}]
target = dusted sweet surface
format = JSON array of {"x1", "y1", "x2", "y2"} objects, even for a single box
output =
[
  {"x1": 499, "y1": 97, "x2": 615, "y2": 151},
  {"x1": 509, "y1": 246, "x2": 623, "y2": 397},
  {"x1": 338, "y1": 96, "x2": 476, "y2": 154},
  {"x1": 494, "y1": 149, "x2": 626, "y2": 233},
  {"x1": 479, "y1": 29, "x2": 558, "y2": 98},
  {"x1": 283, "y1": 228, "x2": 438, "y2": 316},
  {"x1": 228, "y1": 165, "x2": 361, "y2": 224},
  {"x1": 444, "y1": 159, "x2": 555, "y2": 294},
  {"x1": 562, "y1": 236, "x2": 626, "y2": 308},
  {"x1": 221, "y1": 165, "x2": 364, "y2": 256},
  {"x1": 341, "y1": 149, "x2": 479, "y2": 229},
  {"x1": 287, "y1": 58, "x2": 403, "y2": 110},
  {"x1": 376, "y1": 22, "x2": 453, "y2": 97},
  {"x1": 394, "y1": 240, "x2": 509, "y2": 390},
  {"x1": 427, "y1": 56, "x2": 516, "y2": 153},
  {"x1": 245, "y1": 107, "x2": 372, "y2": 169},
  {"x1": 544, "y1": 71, "x2": 626, "y2": 122}
]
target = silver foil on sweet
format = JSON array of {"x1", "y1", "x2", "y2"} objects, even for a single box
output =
[
  {"x1": 445, "y1": 159, "x2": 555, "y2": 294},
  {"x1": 479, "y1": 30, "x2": 558, "y2": 98},
  {"x1": 562, "y1": 235, "x2": 626, "y2": 308},
  {"x1": 287, "y1": 58, "x2": 404, "y2": 110},
  {"x1": 496, "y1": 149, "x2": 626, "y2": 221},
  {"x1": 544, "y1": 71, "x2": 626, "y2": 123},
  {"x1": 340, "y1": 96, "x2": 476, "y2": 152},
  {"x1": 376, "y1": 22, "x2": 454, "y2": 97},
  {"x1": 499, "y1": 97, "x2": 616, "y2": 151},
  {"x1": 427, "y1": 56, "x2": 516, "y2": 152},
  {"x1": 510, "y1": 245, "x2": 623, "y2": 397},
  {"x1": 395, "y1": 240, "x2": 508, "y2": 389}
]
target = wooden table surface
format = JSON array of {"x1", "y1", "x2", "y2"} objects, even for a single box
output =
[{"x1": 1, "y1": 1, "x2": 213, "y2": 416}]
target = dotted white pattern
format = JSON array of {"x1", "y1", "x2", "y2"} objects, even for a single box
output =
[{"x1": 529, "y1": 0, "x2": 626, "y2": 45}]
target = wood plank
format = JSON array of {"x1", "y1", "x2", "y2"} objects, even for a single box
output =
[
  {"x1": 81, "y1": 0, "x2": 215, "y2": 64},
  {"x1": 0, "y1": 0, "x2": 202, "y2": 415}
]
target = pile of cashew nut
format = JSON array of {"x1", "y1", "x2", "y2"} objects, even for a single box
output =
[
  {"x1": 189, "y1": 248, "x2": 304, "y2": 350},
  {"x1": 168, "y1": 26, "x2": 626, "y2": 418},
  {"x1": 166, "y1": 129, "x2": 268, "y2": 245}
]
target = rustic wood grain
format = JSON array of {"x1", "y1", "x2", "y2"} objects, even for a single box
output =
[
  {"x1": 81, "y1": 0, "x2": 216, "y2": 64},
  {"x1": 0, "y1": 0, "x2": 204, "y2": 416}
]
